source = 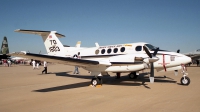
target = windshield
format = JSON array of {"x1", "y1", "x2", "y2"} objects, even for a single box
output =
[{"x1": 144, "y1": 44, "x2": 157, "y2": 51}]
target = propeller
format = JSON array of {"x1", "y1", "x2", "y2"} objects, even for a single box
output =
[{"x1": 143, "y1": 46, "x2": 159, "y2": 83}]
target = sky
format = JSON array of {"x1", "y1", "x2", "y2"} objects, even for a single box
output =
[{"x1": 0, "y1": 0, "x2": 200, "y2": 54}]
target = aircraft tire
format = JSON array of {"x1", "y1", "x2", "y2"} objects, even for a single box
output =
[
  {"x1": 91, "y1": 77, "x2": 102, "y2": 86},
  {"x1": 129, "y1": 72, "x2": 137, "y2": 79},
  {"x1": 180, "y1": 76, "x2": 190, "y2": 85}
]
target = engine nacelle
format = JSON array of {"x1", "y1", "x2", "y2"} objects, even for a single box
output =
[
  {"x1": 108, "y1": 54, "x2": 135, "y2": 63},
  {"x1": 156, "y1": 65, "x2": 181, "y2": 72},
  {"x1": 105, "y1": 64, "x2": 145, "y2": 72}
]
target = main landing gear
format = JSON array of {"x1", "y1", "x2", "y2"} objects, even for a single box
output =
[
  {"x1": 91, "y1": 76, "x2": 102, "y2": 87},
  {"x1": 128, "y1": 72, "x2": 139, "y2": 79}
]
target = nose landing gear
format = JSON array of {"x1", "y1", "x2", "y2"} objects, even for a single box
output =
[{"x1": 180, "y1": 65, "x2": 190, "y2": 85}]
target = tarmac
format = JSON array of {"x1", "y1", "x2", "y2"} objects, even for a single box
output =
[{"x1": 0, "y1": 64, "x2": 200, "y2": 112}]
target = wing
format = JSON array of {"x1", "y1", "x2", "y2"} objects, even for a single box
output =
[
  {"x1": 10, "y1": 52, "x2": 144, "y2": 67},
  {"x1": 10, "y1": 52, "x2": 99, "y2": 66}
]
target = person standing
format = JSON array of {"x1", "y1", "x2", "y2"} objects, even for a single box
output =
[
  {"x1": 36, "y1": 61, "x2": 39, "y2": 69},
  {"x1": 196, "y1": 60, "x2": 199, "y2": 66},
  {"x1": 73, "y1": 52, "x2": 81, "y2": 74},
  {"x1": 42, "y1": 61, "x2": 47, "y2": 74},
  {"x1": 7, "y1": 59, "x2": 11, "y2": 67},
  {"x1": 32, "y1": 60, "x2": 36, "y2": 69},
  {"x1": 3, "y1": 59, "x2": 7, "y2": 66}
]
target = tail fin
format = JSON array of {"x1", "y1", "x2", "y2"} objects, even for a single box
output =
[
  {"x1": 1, "y1": 36, "x2": 9, "y2": 54},
  {"x1": 14, "y1": 29, "x2": 66, "y2": 56}
]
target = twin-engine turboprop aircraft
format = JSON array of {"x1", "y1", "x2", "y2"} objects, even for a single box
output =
[{"x1": 11, "y1": 29, "x2": 192, "y2": 86}]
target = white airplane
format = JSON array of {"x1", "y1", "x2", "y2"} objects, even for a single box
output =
[
  {"x1": 10, "y1": 29, "x2": 192, "y2": 86},
  {"x1": 11, "y1": 56, "x2": 27, "y2": 61}
]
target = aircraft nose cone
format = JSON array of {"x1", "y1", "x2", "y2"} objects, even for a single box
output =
[{"x1": 183, "y1": 56, "x2": 192, "y2": 64}]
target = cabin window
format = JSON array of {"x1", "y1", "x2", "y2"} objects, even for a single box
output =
[
  {"x1": 135, "y1": 46, "x2": 142, "y2": 51},
  {"x1": 107, "y1": 48, "x2": 112, "y2": 54},
  {"x1": 120, "y1": 47, "x2": 125, "y2": 52},
  {"x1": 113, "y1": 48, "x2": 118, "y2": 53},
  {"x1": 95, "y1": 50, "x2": 99, "y2": 54},
  {"x1": 101, "y1": 49, "x2": 105, "y2": 54}
]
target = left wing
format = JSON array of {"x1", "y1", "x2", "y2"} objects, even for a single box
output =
[{"x1": 10, "y1": 52, "x2": 99, "y2": 66}]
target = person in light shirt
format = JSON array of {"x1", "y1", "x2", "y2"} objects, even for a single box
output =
[
  {"x1": 32, "y1": 60, "x2": 36, "y2": 69},
  {"x1": 42, "y1": 61, "x2": 47, "y2": 74}
]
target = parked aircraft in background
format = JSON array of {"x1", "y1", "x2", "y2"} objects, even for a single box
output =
[
  {"x1": 11, "y1": 29, "x2": 192, "y2": 86},
  {"x1": 0, "y1": 36, "x2": 10, "y2": 60},
  {"x1": 184, "y1": 49, "x2": 200, "y2": 62}
]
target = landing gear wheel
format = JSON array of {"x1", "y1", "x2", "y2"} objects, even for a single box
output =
[
  {"x1": 129, "y1": 72, "x2": 138, "y2": 79},
  {"x1": 180, "y1": 76, "x2": 190, "y2": 85},
  {"x1": 91, "y1": 77, "x2": 102, "y2": 87}
]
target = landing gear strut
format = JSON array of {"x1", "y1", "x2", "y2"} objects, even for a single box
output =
[
  {"x1": 91, "y1": 77, "x2": 102, "y2": 87},
  {"x1": 116, "y1": 72, "x2": 121, "y2": 79}
]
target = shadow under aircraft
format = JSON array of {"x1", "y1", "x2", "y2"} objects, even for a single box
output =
[{"x1": 33, "y1": 72, "x2": 177, "y2": 92}]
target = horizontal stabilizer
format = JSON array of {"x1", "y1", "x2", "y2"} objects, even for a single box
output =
[{"x1": 14, "y1": 29, "x2": 65, "y2": 38}]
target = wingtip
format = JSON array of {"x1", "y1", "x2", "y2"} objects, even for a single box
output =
[{"x1": 14, "y1": 29, "x2": 21, "y2": 32}]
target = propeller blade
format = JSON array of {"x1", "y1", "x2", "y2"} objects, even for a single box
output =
[
  {"x1": 150, "y1": 63, "x2": 154, "y2": 77},
  {"x1": 153, "y1": 47, "x2": 159, "y2": 56},
  {"x1": 143, "y1": 46, "x2": 152, "y2": 58},
  {"x1": 149, "y1": 62, "x2": 154, "y2": 83}
]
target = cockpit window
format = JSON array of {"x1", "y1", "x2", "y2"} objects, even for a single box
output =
[{"x1": 144, "y1": 44, "x2": 157, "y2": 51}]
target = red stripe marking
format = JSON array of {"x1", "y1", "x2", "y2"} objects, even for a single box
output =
[{"x1": 158, "y1": 54, "x2": 170, "y2": 72}]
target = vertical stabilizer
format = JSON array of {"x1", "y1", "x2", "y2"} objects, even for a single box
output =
[
  {"x1": 42, "y1": 31, "x2": 66, "y2": 56},
  {"x1": 1, "y1": 36, "x2": 9, "y2": 54},
  {"x1": 14, "y1": 29, "x2": 66, "y2": 56}
]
